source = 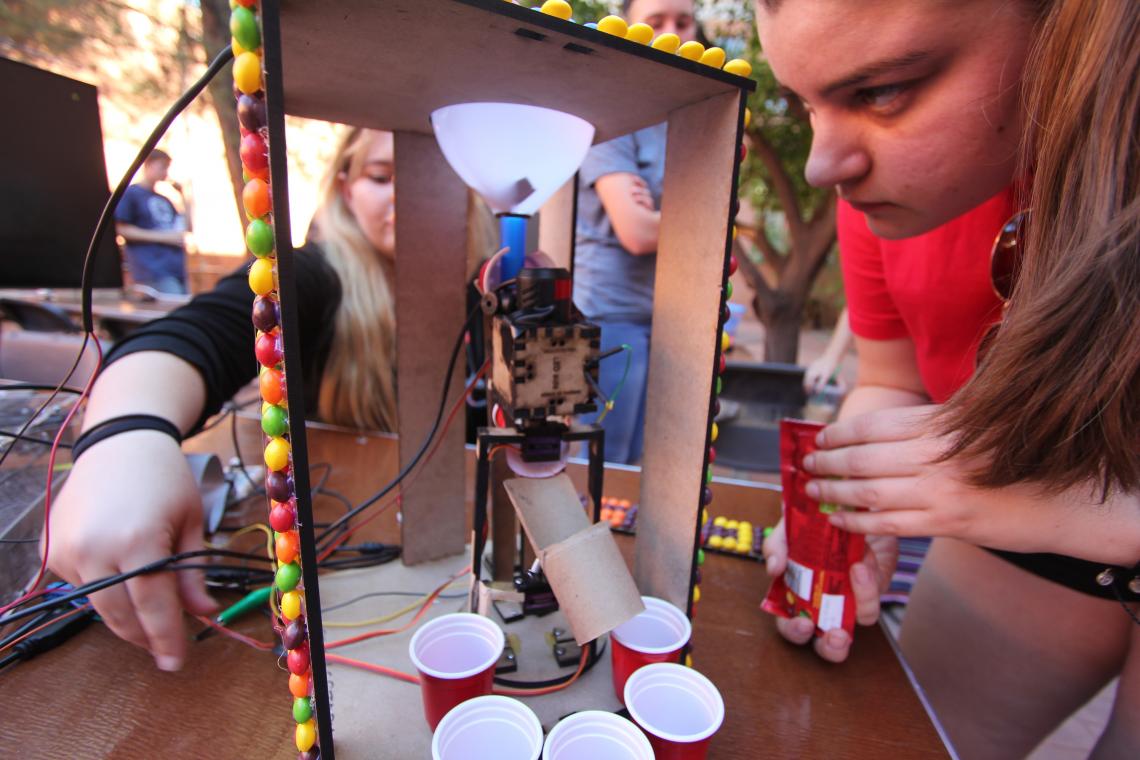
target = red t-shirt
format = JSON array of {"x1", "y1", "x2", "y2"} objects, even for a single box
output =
[{"x1": 839, "y1": 188, "x2": 1016, "y2": 402}]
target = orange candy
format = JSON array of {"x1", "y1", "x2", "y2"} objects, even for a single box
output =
[
  {"x1": 243, "y1": 178, "x2": 272, "y2": 220},
  {"x1": 276, "y1": 530, "x2": 300, "y2": 564},
  {"x1": 289, "y1": 671, "x2": 310, "y2": 699},
  {"x1": 260, "y1": 367, "x2": 284, "y2": 405}
]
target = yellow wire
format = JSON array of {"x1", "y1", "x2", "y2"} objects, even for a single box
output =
[{"x1": 323, "y1": 581, "x2": 467, "y2": 628}]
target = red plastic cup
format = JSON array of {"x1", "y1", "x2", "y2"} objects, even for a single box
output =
[
  {"x1": 432, "y1": 695, "x2": 543, "y2": 760},
  {"x1": 543, "y1": 710, "x2": 653, "y2": 760},
  {"x1": 623, "y1": 663, "x2": 725, "y2": 760},
  {"x1": 409, "y1": 612, "x2": 505, "y2": 730},
  {"x1": 610, "y1": 596, "x2": 691, "y2": 704}
]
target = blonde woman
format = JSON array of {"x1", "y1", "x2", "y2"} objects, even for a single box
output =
[{"x1": 46, "y1": 128, "x2": 425, "y2": 672}]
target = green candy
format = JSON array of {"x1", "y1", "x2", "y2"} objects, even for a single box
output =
[
  {"x1": 706, "y1": 466, "x2": 714, "y2": 484},
  {"x1": 725, "y1": 280, "x2": 734, "y2": 300},
  {"x1": 262, "y1": 404, "x2": 288, "y2": 437},
  {"x1": 715, "y1": 376, "x2": 723, "y2": 395},
  {"x1": 230, "y1": 6, "x2": 261, "y2": 52},
  {"x1": 246, "y1": 218, "x2": 274, "y2": 257},
  {"x1": 275, "y1": 562, "x2": 302, "y2": 592},
  {"x1": 293, "y1": 696, "x2": 313, "y2": 723},
  {"x1": 697, "y1": 548, "x2": 705, "y2": 565}
]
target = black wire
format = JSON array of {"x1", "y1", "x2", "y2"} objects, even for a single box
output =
[
  {"x1": 0, "y1": 549, "x2": 270, "y2": 626},
  {"x1": 79, "y1": 46, "x2": 234, "y2": 334},
  {"x1": 1110, "y1": 583, "x2": 1140, "y2": 626},
  {"x1": 315, "y1": 304, "x2": 483, "y2": 545},
  {"x1": 0, "y1": 431, "x2": 72, "y2": 449},
  {"x1": 322, "y1": 589, "x2": 469, "y2": 613},
  {"x1": 0, "y1": 538, "x2": 39, "y2": 544}
]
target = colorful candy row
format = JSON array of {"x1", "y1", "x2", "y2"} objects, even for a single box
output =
[
  {"x1": 230, "y1": 2, "x2": 319, "y2": 758},
  {"x1": 512, "y1": 0, "x2": 754, "y2": 79}
]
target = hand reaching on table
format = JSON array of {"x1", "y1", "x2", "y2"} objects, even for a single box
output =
[{"x1": 45, "y1": 431, "x2": 217, "y2": 671}]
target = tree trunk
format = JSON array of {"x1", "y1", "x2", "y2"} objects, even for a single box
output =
[
  {"x1": 754, "y1": 291, "x2": 802, "y2": 364},
  {"x1": 199, "y1": 0, "x2": 245, "y2": 227}
]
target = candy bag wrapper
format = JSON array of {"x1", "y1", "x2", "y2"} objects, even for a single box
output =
[{"x1": 761, "y1": 419, "x2": 865, "y2": 638}]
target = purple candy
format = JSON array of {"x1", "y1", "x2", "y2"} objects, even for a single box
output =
[
  {"x1": 282, "y1": 619, "x2": 307, "y2": 650},
  {"x1": 266, "y1": 470, "x2": 294, "y2": 502},
  {"x1": 237, "y1": 93, "x2": 267, "y2": 132},
  {"x1": 252, "y1": 296, "x2": 279, "y2": 332}
]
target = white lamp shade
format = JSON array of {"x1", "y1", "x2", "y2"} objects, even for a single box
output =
[{"x1": 431, "y1": 102, "x2": 596, "y2": 216}]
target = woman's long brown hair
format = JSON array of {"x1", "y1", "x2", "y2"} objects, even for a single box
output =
[{"x1": 940, "y1": 0, "x2": 1140, "y2": 495}]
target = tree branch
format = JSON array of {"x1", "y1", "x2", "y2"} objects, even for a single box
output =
[
  {"x1": 747, "y1": 129, "x2": 805, "y2": 244},
  {"x1": 750, "y1": 216, "x2": 786, "y2": 276}
]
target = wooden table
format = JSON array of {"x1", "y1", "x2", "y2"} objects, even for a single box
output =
[{"x1": 0, "y1": 419, "x2": 951, "y2": 759}]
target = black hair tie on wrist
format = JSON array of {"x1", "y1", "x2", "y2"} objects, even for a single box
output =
[{"x1": 71, "y1": 414, "x2": 182, "y2": 462}]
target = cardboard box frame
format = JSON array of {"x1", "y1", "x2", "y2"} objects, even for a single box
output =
[{"x1": 260, "y1": 1, "x2": 753, "y2": 755}]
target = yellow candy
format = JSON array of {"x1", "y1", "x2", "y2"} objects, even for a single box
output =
[
  {"x1": 744, "y1": 108, "x2": 752, "y2": 129},
  {"x1": 248, "y1": 257, "x2": 275, "y2": 296},
  {"x1": 685, "y1": 654, "x2": 693, "y2": 668},
  {"x1": 281, "y1": 590, "x2": 303, "y2": 620},
  {"x1": 701, "y1": 509, "x2": 709, "y2": 525},
  {"x1": 713, "y1": 515, "x2": 727, "y2": 527},
  {"x1": 651, "y1": 33, "x2": 680, "y2": 54},
  {"x1": 539, "y1": 0, "x2": 571, "y2": 20},
  {"x1": 596, "y1": 15, "x2": 628, "y2": 37},
  {"x1": 233, "y1": 51, "x2": 262, "y2": 95},
  {"x1": 721, "y1": 332, "x2": 731, "y2": 352},
  {"x1": 710, "y1": 422, "x2": 719, "y2": 442},
  {"x1": 698, "y1": 46, "x2": 726, "y2": 68},
  {"x1": 723, "y1": 58, "x2": 753, "y2": 78},
  {"x1": 677, "y1": 41, "x2": 705, "y2": 61},
  {"x1": 626, "y1": 23, "x2": 653, "y2": 45},
  {"x1": 296, "y1": 719, "x2": 316, "y2": 752},
  {"x1": 739, "y1": 521, "x2": 753, "y2": 532},
  {"x1": 264, "y1": 436, "x2": 291, "y2": 471},
  {"x1": 732, "y1": 224, "x2": 739, "y2": 240},
  {"x1": 725, "y1": 520, "x2": 739, "y2": 530},
  {"x1": 231, "y1": 38, "x2": 248, "y2": 57},
  {"x1": 707, "y1": 535, "x2": 724, "y2": 549},
  {"x1": 692, "y1": 585, "x2": 701, "y2": 604},
  {"x1": 722, "y1": 538, "x2": 737, "y2": 551}
]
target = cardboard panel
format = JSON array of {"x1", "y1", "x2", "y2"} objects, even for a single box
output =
[
  {"x1": 537, "y1": 177, "x2": 576, "y2": 269},
  {"x1": 278, "y1": 0, "x2": 750, "y2": 143},
  {"x1": 394, "y1": 131, "x2": 470, "y2": 564},
  {"x1": 635, "y1": 91, "x2": 742, "y2": 608}
]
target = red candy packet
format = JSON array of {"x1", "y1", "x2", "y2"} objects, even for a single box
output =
[{"x1": 761, "y1": 419, "x2": 865, "y2": 638}]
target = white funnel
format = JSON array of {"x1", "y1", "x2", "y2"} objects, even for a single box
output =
[{"x1": 431, "y1": 102, "x2": 595, "y2": 216}]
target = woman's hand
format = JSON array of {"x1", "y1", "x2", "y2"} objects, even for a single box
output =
[
  {"x1": 762, "y1": 517, "x2": 898, "y2": 663},
  {"x1": 45, "y1": 432, "x2": 217, "y2": 670},
  {"x1": 804, "y1": 405, "x2": 1140, "y2": 563}
]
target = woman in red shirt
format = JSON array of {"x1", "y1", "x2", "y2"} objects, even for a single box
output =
[{"x1": 757, "y1": 0, "x2": 1139, "y2": 756}]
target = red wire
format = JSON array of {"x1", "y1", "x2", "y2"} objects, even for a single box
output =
[
  {"x1": 193, "y1": 614, "x2": 275, "y2": 651},
  {"x1": 326, "y1": 565, "x2": 470, "y2": 649},
  {"x1": 325, "y1": 653, "x2": 420, "y2": 685},
  {"x1": 1, "y1": 334, "x2": 104, "y2": 616}
]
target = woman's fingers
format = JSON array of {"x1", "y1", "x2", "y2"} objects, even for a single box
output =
[
  {"x1": 83, "y1": 570, "x2": 151, "y2": 651},
  {"x1": 124, "y1": 553, "x2": 190, "y2": 671},
  {"x1": 817, "y1": 405, "x2": 937, "y2": 449},
  {"x1": 762, "y1": 519, "x2": 788, "y2": 577}
]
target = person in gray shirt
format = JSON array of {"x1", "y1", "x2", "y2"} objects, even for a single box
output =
[{"x1": 573, "y1": 0, "x2": 701, "y2": 463}]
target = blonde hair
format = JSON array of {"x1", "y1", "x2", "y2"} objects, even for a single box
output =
[{"x1": 312, "y1": 128, "x2": 398, "y2": 432}]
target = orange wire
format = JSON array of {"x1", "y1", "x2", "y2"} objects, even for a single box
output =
[
  {"x1": 0, "y1": 604, "x2": 91, "y2": 655},
  {"x1": 493, "y1": 645, "x2": 589, "y2": 697}
]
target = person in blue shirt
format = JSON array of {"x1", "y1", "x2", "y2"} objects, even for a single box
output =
[
  {"x1": 574, "y1": 0, "x2": 701, "y2": 464},
  {"x1": 114, "y1": 149, "x2": 190, "y2": 294}
]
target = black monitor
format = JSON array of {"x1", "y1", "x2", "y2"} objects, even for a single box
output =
[{"x1": 0, "y1": 57, "x2": 122, "y2": 288}]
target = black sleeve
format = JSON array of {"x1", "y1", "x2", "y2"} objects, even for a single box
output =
[{"x1": 104, "y1": 243, "x2": 341, "y2": 432}]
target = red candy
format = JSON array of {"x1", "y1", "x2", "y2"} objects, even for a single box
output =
[
  {"x1": 255, "y1": 331, "x2": 283, "y2": 368},
  {"x1": 728, "y1": 255, "x2": 739, "y2": 276},
  {"x1": 269, "y1": 501, "x2": 296, "y2": 532},
  {"x1": 240, "y1": 131, "x2": 268, "y2": 171},
  {"x1": 287, "y1": 642, "x2": 310, "y2": 675}
]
